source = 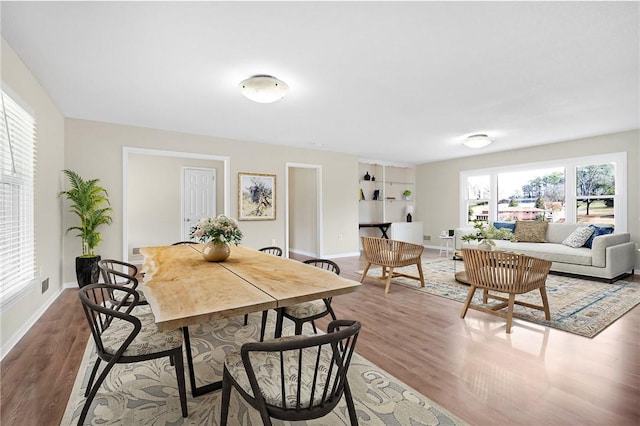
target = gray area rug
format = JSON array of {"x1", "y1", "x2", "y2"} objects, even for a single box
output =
[
  {"x1": 61, "y1": 312, "x2": 467, "y2": 425},
  {"x1": 361, "y1": 258, "x2": 640, "y2": 337}
]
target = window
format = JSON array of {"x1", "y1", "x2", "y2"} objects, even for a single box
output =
[
  {"x1": 465, "y1": 175, "x2": 490, "y2": 224},
  {"x1": 576, "y1": 162, "x2": 615, "y2": 226},
  {"x1": 460, "y1": 153, "x2": 627, "y2": 231},
  {"x1": 0, "y1": 88, "x2": 36, "y2": 311},
  {"x1": 497, "y1": 167, "x2": 565, "y2": 222}
]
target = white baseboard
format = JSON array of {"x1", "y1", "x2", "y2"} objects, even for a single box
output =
[
  {"x1": 1, "y1": 287, "x2": 64, "y2": 361},
  {"x1": 289, "y1": 248, "x2": 318, "y2": 258},
  {"x1": 289, "y1": 249, "x2": 361, "y2": 259},
  {"x1": 64, "y1": 281, "x2": 79, "y2": 289},
  {"x1": 322, "y1": 251, "x2": 361, "y2": 259}
]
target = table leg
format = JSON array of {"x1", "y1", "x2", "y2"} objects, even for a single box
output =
[
  {"x1": 379, "y1": 225, "x2": 390, "y2": 239},
  {"x1": 182, "y1": 326, "x2": 222, "y2": 397},
  {"x1": 274, "y1": 308, "x2": 284, "y2": 338}
]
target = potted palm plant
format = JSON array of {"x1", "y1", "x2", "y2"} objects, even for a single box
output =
[{"x1": 58, "y1": 169, "x2": 113, "y2": 287}]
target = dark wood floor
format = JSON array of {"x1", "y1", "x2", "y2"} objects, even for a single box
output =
[{"x1": 2, "y1": 249, "x2": 638, "y2": 425}]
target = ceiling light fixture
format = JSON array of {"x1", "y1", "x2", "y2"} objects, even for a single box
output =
[
  {"x1": 463, "y1": 134, "x2": 493, "y2": 148},
  {"x1": 238, "y1": 75, "x2": 289, "y2": 103}
]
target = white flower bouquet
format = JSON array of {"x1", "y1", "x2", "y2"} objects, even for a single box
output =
[{"x1": 189, "y1": 214, "x2": 243, "y2": 245}]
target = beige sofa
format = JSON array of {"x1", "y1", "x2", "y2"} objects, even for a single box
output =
[{"x1": 454, "y1": 222, "x2": 636, "y2": 282}]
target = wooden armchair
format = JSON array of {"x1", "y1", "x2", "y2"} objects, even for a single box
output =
[
  {"x1": 360, "y1": 236, "x2": 424, "y2": 293},
  {"x1": 460, "y1": 248, "x2": 552, "y2": 333}
]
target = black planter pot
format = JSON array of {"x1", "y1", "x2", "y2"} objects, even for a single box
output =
[{"x1": 75, "y1": 255, "x2": 101, "y2": 287}]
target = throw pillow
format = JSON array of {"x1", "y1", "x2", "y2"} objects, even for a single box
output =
[
  {"x1": 583, "y1": 225, "x2": 614, "y2": 248},
  {"x1": 493, "y1": 222, "x2": 516, "y2": 232},
  {"x1": 514, "y1": 220, "x2": 548, "y2": 243},
  {"x1": 562, "y1": 226, "x2": 595, "y2": 248}
]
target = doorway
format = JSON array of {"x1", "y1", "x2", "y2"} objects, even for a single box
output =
[
  {"x1": 286, "y1": 163, "x2": 322, "y2": 258},
  {"x1": 122, "y1": 147, "x2": 230, "y2": 263}
]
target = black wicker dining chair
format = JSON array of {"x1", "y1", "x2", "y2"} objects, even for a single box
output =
[
  {"x1": 99, "y1": 259, "x2": 148, "y2": 306},
  {"x1": 171, "y1": 241, "x2": 198, "y2": 245},
  {"x1": 259, "y1": 259, "x2": 340, "y2": 342},
  {"x1": 258, "y1": 246, "x2": 283, "y2": 256},
  {"x1": 243, "y1": 246, "x2": 285, "y2": 327},
  {"x1": 77, "y1": 284, "x2": 187, "y2": 425},
  {"x1": 221, "y1": 319, "x2": 361, "y2": 426}
]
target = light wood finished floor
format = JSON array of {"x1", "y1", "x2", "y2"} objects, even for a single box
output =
[{"x1": 2, "y1": 249, "x2": 638, "y2": 425}]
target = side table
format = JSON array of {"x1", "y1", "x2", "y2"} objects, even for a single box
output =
[{"x1": 439, "y1": 236, "x2": 454, "y2": 257}]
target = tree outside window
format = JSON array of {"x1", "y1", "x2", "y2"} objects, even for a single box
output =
[{"x1": 576, "y1": 163, "x2": 615, "y2": 225}]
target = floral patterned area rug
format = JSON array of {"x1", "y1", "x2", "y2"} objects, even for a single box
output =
[
  {"x1": 361, "y1": 258, "x2": 640, "y2": 338},
  {"x1": 61, "y1": 312, "x2": 467, "y2": 425}
]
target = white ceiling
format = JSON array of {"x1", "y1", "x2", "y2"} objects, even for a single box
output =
[{"x1": 2, "y1": 1, "x2": 638, "y2": 164}]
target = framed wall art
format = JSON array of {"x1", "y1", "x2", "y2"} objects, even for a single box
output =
[{"x1": 238, "y1": 172, "x2": 276, "y2": 220}]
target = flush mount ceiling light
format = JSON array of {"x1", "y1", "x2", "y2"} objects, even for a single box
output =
[
  {"x1": 238, "y1": 75, "x2": 289, "y2": 103},
  {"x1": 463, "y1": 134, "x2": 493, "y2": 148}
]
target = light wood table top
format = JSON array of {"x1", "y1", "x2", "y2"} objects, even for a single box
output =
[{"x1": 140, "y1": 244, "x2": 360, "y2": 331}]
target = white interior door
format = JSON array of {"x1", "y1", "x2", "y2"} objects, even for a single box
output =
[{"x1": 183, "y1": 167, "x2": 216, "y2": 240}]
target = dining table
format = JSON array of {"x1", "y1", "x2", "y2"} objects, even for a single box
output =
[{"x1": 140, "y1": 243, "x2": 361, "y2": 396}]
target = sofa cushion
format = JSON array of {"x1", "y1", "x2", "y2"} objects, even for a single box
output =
[
  {"x1": 493, "y1": 240, "x2": 593, "y2": 266},
  {"x1": 514, "y1": 221, "x2": 548, "y2": 243},
  {"x1": 562, "y1": 226, "x2": 595, "y2": 248},
  {"x1": 493, "y1": 221, "x2": 516, "y2": 232},
  {"x1": 583, "y1": 225, "x2": 614, "y2": 248}
]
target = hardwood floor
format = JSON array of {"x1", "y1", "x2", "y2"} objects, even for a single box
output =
[{"x1": 2, "y1": 249, "x2": 638, "y2": 425}]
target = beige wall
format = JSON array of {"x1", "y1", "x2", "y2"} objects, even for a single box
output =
[
  {"x1": 416, "y1": 130, "x2": 640, "y2": 267},
  {"x1": 1, "y1": 39, "x2": 65, "y2": 352},
  {"x1": 63, "y1": 119, "x2": 360, "y2": 283},
  {"x1": 289, "y1": 167, "x2": 318, "y2": 255}
]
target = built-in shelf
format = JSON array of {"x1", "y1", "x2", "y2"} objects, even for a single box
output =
[{"x1": 358, "y1": 161, "x2": 416, "y2": 224}]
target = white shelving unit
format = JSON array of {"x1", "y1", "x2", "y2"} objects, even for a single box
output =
[{"x1": 358, "y1": 161, "x2": 422, "y2": 245}]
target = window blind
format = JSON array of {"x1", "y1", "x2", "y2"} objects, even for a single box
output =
[{"x1": 0, "y1": 89, "x2": 37, "y2": 311}]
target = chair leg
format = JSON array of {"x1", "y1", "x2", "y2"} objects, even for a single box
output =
[
  {"x1": 243, "y1": 314, "x2": 249, "y2": 326},
  {"x1": 260, "y1": 310, "x2": 268, "y2": 342},
  {"x1": 344, "y1": 379, "x2": 359, "y2": 426},
  {"x1": 84, "y1": 358, "x2": 102, "y2": 397},
  {"x1": 384, "y1": 267, "x2": 394, "y2": 293},
  {"x1": 172, "y1": 349, "x2": 188, "y2": 417},
  {"x1": 311, "y1": 320, "x2": 318, "y2": 334},
  {"x1": 460, "y1": 285, "x2": 477, "y2": 318},
  {"x1": 416, "y1": 260, "x2": 425, "y2": 287},
  {"x1": 360, "y1": 263, "x2": 372, "y2": 283},
  {"x1": 539, "y1": 286, "x2": 551, "y2": 320},
  {"x1": 220, "y1": 367, "x2": 232, "y2": 426},
  {"x1": 78, "y1": 359, "x2": 117, "y2": 426},
  {"x1": 505, "y1": 293, "x2": 516, "y2": 334}
]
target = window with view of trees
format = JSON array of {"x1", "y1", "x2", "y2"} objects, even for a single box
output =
[
  {"x1": 497, "y1": 167, "x2": 565, "y2": 223},
  {"x1": 460, "y1": 153, "x2": 627, "y2": 232},
  {"x1": 576, "y1": 163, "x2": 615, "y2": 226}
]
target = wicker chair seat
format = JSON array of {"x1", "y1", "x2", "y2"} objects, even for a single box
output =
[
  {"x1": 112, "y1": 282, "x2": 147, "y2": 303},
  {"x1": 224, "y1": 336, "x2": 339, "y2": 409},
  {"x1": 283, "y1": 300, "x2": 327, "y2": 318},
  {"x1": 102, "y1": 312, "x2": 182, "y2": 356}
]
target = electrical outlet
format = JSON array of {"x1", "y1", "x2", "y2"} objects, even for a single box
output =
[
  {"x1": 423, "y1": 235, "x2": 431, "y2": 241},
  {"x1": 271, "y1": 239, "x2": 276, "y2": 246},
  {"x1": 41, "y1": 277, "x2": 49, "y2": 294},
  {"x1": 338, "y1": 233, "x2": 343, "y2": 241}
]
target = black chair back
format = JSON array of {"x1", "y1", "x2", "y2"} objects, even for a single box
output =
[
  {"x1": 223, "y1": 320, "x2": 361, "y2": 424},
  {"x1": 303, "y1": 258, "x2": 340, "y2": 275},
  {"x1": 259, "y1": 246, "x2": 283, "y2": 256}
]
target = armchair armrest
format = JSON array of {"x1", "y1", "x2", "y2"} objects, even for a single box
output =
[{"x1": 591, "y1": 233, "x2": 631, "y2": 267}]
